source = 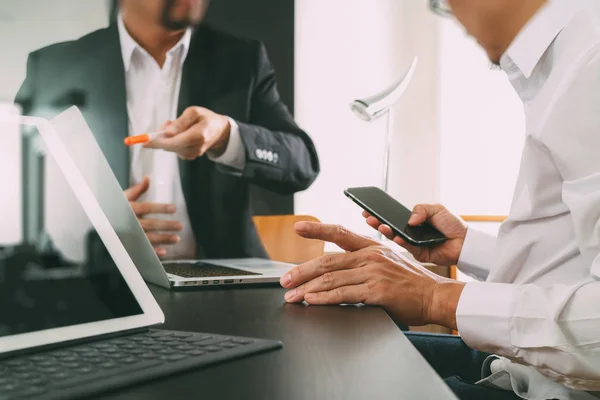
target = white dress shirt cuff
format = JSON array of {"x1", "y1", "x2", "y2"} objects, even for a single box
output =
[
  {"x1": 456, "y1": 228, "x2": 497, "y2": 280},
  {"x1": 208, "y1": 117, "x2": 246, "y2": 171},
  {"x1": 456, "y1": 281, "x2": 518, "y2": 355}
]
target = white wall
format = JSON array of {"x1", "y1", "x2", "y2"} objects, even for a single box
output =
[
  {"x1": 438, "y1": 19, "x2": 525, "y2": 216},
  {"x1": 387, "y1": 1, "x2": 441, "y2": 209},
  {"x1": 294, "y1": 0, "x2": 441, "y2": 250}
]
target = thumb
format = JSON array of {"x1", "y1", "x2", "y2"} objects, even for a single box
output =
[
  {"x1": 124, "y1": 176, "x2": 150, "y2": 201},
  {"x1": 295, "y1": 222, "x2": 377, "y2": 252},
  {"x1": 166, "y1": 107, "x2": 203, "y2": 135},
  {"x1": 158, "y1": 120, "x2": 178, "y2": 138},
  {"x1": 408, "y1": 204, "x2": 443, "y2": 225},
  {"x1": 160, "y1": 120, "x2": 174, "y2": 131}
]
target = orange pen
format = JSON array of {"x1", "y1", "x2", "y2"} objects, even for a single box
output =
[{"x1": 124, "y1": 131, "x2": 166, "y2": 146}]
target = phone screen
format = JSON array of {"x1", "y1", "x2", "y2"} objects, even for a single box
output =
[{"x1": 345, "y1": 187, "x2": 446, "y2": 245}]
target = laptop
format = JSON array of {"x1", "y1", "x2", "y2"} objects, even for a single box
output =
[
  {"x1": 49, "y1": 107, "x2": 296, "y2": 289},
  {"x1": 0, "y1": 110, "x2": 282, "y2": 400}
]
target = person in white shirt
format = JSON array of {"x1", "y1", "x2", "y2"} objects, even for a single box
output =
[{"x1": 280, "y1": 0, "x2": 600, "y2": 399}]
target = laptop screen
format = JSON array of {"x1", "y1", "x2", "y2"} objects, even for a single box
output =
[
  {"x1": 0, "y1": 105, "x2": 143, "y2": 339},
  {"x1": 45, "y1": 108, "x2": 171, "y2": 288}
]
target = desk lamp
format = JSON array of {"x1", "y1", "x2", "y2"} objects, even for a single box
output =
[{"x1": 349, "y1": 56, "x2": 418, "y2": 192}]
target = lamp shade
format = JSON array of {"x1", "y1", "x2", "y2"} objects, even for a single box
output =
[{"x1": 349, "y1": 56, "x2": 418, "y2": 122}]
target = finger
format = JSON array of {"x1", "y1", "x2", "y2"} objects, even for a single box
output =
[
  {"x1": 392, "y1": 236, "x2": 422, "y2": 257},
  {"x1": 145, "y1": 125, "x2": 206, "y2": 154},
  {"x1": 294, "y1": 222, "x2": 377, "y2": 252},
  {"x1": 178, "y1": 152, "x2": 197, "y2": 161},
  {"x1": 179, "y1": 147, "x2": 202, "y2": 160},
  {"x1": 139, "y1": 219, "x2": 183, "y2": 232},
  {"x1": 146, "y1": 233, "x2": 180, "y2": 246},
  {"x1": 154, "y1": 247, "x2": 167, "y2": 258},
  {"x1": 124, "y1": 176, "x2": 150, "y2": 201},
  {"x1": 303, "y1": 284, "x2": 369, "y2": 305},
  {"x1": 284, "y1": 268, "x2": 368, "y2": 303},
  {"x1": 197, "y1": 138, "x2": 214, "y2": 156},
  {"x1": 409, "y1": 204, "x2": 444, "y2": 225},
  {"x1": 177, "y1": 155, "x2": 196, "y2": 161},
  {"x1": 159, "y1": 120, "x2": 174, "y2": 132},
  {"x1": 177, "y1": 120, "x2": 209, "y2": 150},
  {"x1": 131, "y1": 202, "x2": 176, "y2": 217},
  {"x1": 362, "y1": 210, "x2": 371, "y2": 219},
  {"x1": 144, "y1": 131, "x2": 189, "y2": 151},
  {"x1": 377, "y1": 224, "x2": 396, "y2": 240},
  {"x1": 280, "y1": 252, "x2": 365, "y2": 289},
  {"x1": 366, "y1": 216, "x2": 383, "y2": 230},
  {"x1": 167, "y1": 107, "x2": 202, "y2": 135}
]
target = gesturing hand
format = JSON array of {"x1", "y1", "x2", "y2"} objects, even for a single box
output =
[
  {"x1": 124, "y1": 177, "x2": 183, "y2": 257},
  {"x1": 144, "y1": 106, "x2": 231, "y2": 160},
  {"x1": 364, "y1": 204, "x2": 467, "y2": 266},
  {"x1": 280, "y1": 222, "x2": 465, "y2": 329}
]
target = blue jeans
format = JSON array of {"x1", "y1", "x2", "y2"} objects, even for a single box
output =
[{"x1": 405, "y1": 332, "x2": 521, "y2": 400}]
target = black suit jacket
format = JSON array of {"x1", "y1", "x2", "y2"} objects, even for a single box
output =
[{"x1": 15, "y1": 24, "x2": 320, "y2": 259}]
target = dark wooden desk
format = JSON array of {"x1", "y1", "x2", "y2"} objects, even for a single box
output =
[{"x1": 94, "y1": 285, "x2": 457, "y2": 400}]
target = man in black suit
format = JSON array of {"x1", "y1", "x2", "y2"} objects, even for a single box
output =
[{"x1": 15, "y1": 0, "x2": 319, "y2": 260}]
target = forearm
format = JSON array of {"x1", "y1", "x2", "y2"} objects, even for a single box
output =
[
  {"x1": 423, "y1": 227, "x2": 495, "y2": 329},
  {"x1": 428, "y1": 280, "x2": 466, "y2": 330}
]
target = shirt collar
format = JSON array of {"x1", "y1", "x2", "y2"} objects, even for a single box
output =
[
  {"x1": 500, "y1": 0, "x2": 581, "y2": 80},
  {"x1": 117, "y1": 13, "x2": 192, "y2": 72}
]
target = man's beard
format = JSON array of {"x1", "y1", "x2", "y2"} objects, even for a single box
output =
[{"x1": 160, "y1": 0, "x2": 198, "y2": 31}]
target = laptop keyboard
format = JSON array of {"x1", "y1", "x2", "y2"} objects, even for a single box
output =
[
  {"x1": 163, "y1": 262, "x2": 261, "y2": 278},
  {"x1": 0, "y1": 330, "x2": 281, "y2": 400}
]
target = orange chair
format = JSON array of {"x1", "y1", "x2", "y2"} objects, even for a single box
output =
[{"x1": 252, "y1": 215, "x2": 325, "y2": 264}]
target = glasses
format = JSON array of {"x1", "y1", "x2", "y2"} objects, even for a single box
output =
[{"x1": 429, "y1": 0, "x2": 453, "y2": 17}]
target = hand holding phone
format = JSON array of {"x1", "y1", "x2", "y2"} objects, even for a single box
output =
[
  {"x1": 345, "y1": 187, "x2": 470, "y2": 266},
  {"x1": 344, "y1": 187, "x2": 447, "y2": 247}
]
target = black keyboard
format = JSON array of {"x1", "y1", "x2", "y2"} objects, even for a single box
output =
[
  {"x1": 0, "y1": 330, "x2": 282, "y2": 399},
  {"x1": 163, "y1": 262, "x2": 261, "y2": 278}
]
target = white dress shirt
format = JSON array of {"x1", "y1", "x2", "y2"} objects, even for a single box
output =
[
  {"x1": 117, "y1": 15, "x2": 246, "y2": 260},
  {"x1": 455, "y1": 1, "x2": 600, "y2": 399}
]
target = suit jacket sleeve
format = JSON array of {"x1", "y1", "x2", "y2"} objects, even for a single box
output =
[{"x1": 234, "y1": 42, "x2": 320, "y2": 195}]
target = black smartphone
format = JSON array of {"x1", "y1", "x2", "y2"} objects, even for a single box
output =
[{"x1": 344, "y1": 186, "x2": 447, "y2": 247}]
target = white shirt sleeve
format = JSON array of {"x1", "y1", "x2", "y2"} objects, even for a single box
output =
[
  {"x1": 208, "y1": 117, "x2": 246, "y2": 171},
  {"x1": 456, "y1": 50, "x2": 600, "y2": 390},
  {"x1": 456, "y1": 228, "x2": 497, "y2": 281}
]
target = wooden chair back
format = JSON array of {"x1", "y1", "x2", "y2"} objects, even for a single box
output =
[{"x1": 252, "y1": 215, "x2": 324, "y2": 263}]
